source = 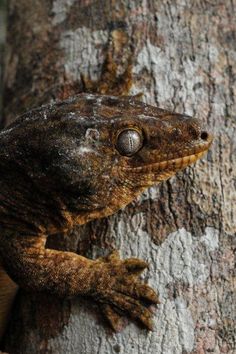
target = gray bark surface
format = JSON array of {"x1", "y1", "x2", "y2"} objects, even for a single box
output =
[{"x1": 2, "y1": 0, "x2": 236, "y2": 353}]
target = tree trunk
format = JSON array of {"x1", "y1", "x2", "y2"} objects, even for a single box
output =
[{"x1": 2, "y1": 0, "x2": 235, "y2": 353}]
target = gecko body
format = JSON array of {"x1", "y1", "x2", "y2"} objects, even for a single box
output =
[{"x1": 0, "y1": 94, "x2": 212, "y2": 333}]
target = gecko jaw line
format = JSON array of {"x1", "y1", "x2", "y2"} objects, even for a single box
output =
[{"x1": 123, "y1": 150, "x2": 207, "y2": 172}]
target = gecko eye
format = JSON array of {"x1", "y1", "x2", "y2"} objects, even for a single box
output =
[{"x1": 116, "y1": 129, "x2": 143, "y2": 156}]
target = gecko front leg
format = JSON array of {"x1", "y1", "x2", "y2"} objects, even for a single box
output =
[{"x1": 0, "y1": 233, "x2": 158, "y2": 331}]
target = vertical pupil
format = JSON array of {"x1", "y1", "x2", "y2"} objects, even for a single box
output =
[{"x1": 128, "y1": 132, "x2": 134, "y2": 151}]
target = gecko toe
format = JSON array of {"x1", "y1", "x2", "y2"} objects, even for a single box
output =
[
  {"x1": 124, "y1": 258, "x2": 148, "y2": 273},
  {"x1": 101, "y1": 304, "x2": 128, "y2": 332},
  {"x1": 107, "y1": 292, "x2": 154, "y2": 330},
  {"x1": 116, "y1": 282, "x2": 159, "y2": 304}
]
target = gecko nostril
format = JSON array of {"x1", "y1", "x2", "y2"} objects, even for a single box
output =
[{"x1": 201, "y1": 131, "x2": 209, "y2": 141}]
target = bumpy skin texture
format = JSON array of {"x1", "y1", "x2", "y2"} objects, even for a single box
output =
[{"x1": 0, "y1": 94, "x2": 212, "y2": 331}]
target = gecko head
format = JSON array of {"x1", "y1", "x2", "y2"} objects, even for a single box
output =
[
  {"x1": 2, "y1": 94, "x2": 213, "y2": 229},
  {"x1": 95, "y1": 95, "x2": 213, "y2": 215},
  {"x1": 43, "y1": 94, "x2": 211, "y2": 223},
  {"x1": 113, "y1": 107, "x2": 213, "y2": 184}
]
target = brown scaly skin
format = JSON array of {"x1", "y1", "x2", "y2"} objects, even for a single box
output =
[{"x1": 0, "y1": 94, "x2": 212, "y2": 332}]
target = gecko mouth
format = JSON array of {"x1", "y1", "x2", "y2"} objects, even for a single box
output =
[
  {"x1": 122, "y1": 145, "x2": 210, "y2": 173},
  {"x1": 149, "y1": 150, "x2": 206, "y2": 171}
]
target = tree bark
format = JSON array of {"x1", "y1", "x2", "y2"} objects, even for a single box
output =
[{"x1": 2, "y1": 0, "x2": 236, "y2": 353}]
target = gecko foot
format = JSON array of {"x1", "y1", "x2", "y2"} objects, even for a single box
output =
[{"x1": 91, "y1": 251, "x2": 159, "y2": 331}]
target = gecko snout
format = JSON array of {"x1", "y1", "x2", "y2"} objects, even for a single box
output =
[
  {"x1": 183, "y1": 116, "x2": 213, "y2": 147},
  {"x1": 199, "y1": 127, "x2": 213, "y2": 146}
]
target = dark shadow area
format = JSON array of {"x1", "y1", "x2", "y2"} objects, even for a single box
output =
[{"x1": 0, "y1": 0, "x2": 6, "y2": 128}]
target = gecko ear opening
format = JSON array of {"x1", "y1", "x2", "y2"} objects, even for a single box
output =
[{"x1": 115, "y1": 129, "x2": 143, "y2": 156}]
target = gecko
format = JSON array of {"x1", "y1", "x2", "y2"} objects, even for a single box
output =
[{"x1": 0, "y1": 93, "x2": 212, "y2": 335}]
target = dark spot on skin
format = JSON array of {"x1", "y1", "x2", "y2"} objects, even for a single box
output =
[{"x1": 171, "y1": 128, "x2": 182, "y2": 140}]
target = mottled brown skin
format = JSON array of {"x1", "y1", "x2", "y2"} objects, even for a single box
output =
[{"x1": 0, "y1": 94, "x2": 212, "y2": 331}]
